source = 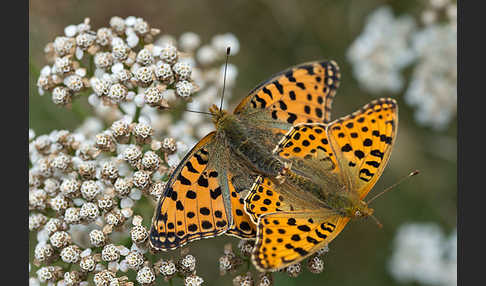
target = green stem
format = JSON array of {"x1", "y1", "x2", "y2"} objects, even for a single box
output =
[
  {"x1": 88, "y1": 55, "x2": 95, "y2": 77},
  {"x1": 65, "y1": 262, "x2": 73, "y2": 272},
  {"x1": 133, "y1": 106, "x2": 142, "y2": 122},
  {"x1": 118, "y1": 105, "x2": 127, "y2": 115}
]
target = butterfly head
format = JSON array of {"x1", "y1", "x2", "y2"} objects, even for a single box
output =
[
  {"x1": 348, "y1": 200, "x2": 374, "y2": 219},
  {"x1": 209, "y1": 104, "x2": 229, "y2": 126}
]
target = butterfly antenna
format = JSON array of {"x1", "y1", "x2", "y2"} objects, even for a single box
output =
[
  {"x1": 184, "y1": 109, "x2": 213, "y2": 116},
  {"x1": 367, "y1": 170, "x2": 420, "y2": 205},
  {"x1": 369, "y1": 214, "x2": 383, "y2": 228},
  {"x1": 219, "y1": 46, "x2": 231, "y2": 111}
]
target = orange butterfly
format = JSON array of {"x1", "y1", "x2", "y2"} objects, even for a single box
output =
[
  {"x1": 149, "y1": 61, "x2": 341, "y2": 251},
  {"x1": 245, "y1": 98, "x2": 398, "y2": 271}
]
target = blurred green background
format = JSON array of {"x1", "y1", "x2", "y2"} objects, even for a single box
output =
[{"x1": 29, "y1": 0, "x2": 456, "y2": 285}]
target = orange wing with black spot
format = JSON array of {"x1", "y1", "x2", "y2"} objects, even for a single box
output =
[
  {"x1": 234, "y1": 61, "x2": 341, "y2": 125},
  {"x1": 150, "y1": 133, "x2": 232, "y2": 250},
  {"x1": 226, "y1": 176, "x2": 257, "y2": 238},
  {"x1": 327, "y1": 98, "x2": 398, "y2": 198},
  {"x1": 245, "y1": 98, "x2": 398, "y2": 271},
  {"x1": 150, "y1": 132, "x2": 257, "y2": 251},
  {"x1": 246, "y1": 173, "x2": 349, "y2": 271},
  {"x1": 252, "y1": 210, "x2": 349, "y2": 272}
]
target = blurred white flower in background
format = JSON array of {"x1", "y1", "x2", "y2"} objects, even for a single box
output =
[
  {"x1": 405, "y1": 18, "x2": 457, "y2": 130},
  {"x1": 388, "y1": 222, "x2": 457, "y2": 286},
  {"x1": 347, "y1": 6, "x2": 417, "y2": 94},
  {"x1": 347, "y1": 1, "x2": 457, "y2": 131}
]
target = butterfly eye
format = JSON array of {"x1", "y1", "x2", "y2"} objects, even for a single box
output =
[{"x1": 355, "y1": 210, "x2": 362, "y2": 217}]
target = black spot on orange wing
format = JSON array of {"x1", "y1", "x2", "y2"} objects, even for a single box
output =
[{"x1": 234, "y1": 61, "x2": 341, "y2": 125}]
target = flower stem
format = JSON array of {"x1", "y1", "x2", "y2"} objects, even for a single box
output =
[
  {"x1": 118, "y1": 105, "x2": 127, "y2": 115},
  {"x1": 88, "y1": 55, "x2": 95, "y2": 77},
  {"x1": 133, "y1": 106, "x2": 141, "y2": 122}
]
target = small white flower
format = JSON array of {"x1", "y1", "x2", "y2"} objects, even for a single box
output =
[
  {"x1": 180, "y1": 32, "x2": 201, "y2": 52},
  {"x1": 75, "y1": 68, "x2": 87, "y2": 77},
  {"x1": 111, "y1": 62, "x2": 124, "y2": 74},
  {"x1": 75, "y1": 47, "x2": 84, "y2": 60},
  {"x1": 120, "y1": 198, "x2": 134, "y2": 208},
  {"x1": 159, "y1": 43, "x2": 178, "y2": 64},
  {"x1": 64, "y1": 25, "x2": 78, "y2": 37},
  {"x1": 212, "y1": 33, "x2": 240, "y2": 55},
  {"x1": 40, "y1": 65, "x2": 51, "y2": 76},
  {"x1": 29, "y1": 129, "x2": 36, "y2": 141},
  {"x1": 136, "y1": 266, "x2": 155, "y2": 284},
  {"x1": 197, "y1": 45, "x2": 218, "y2": 65},
  {"x1": 119, "y1": 259, "x2": 130, "y2": 272},
  {"x1": 175, "y1": 80, "x2": 194, "y2": 97},
  {"x1": 134, "y1": 93, "x2": 145, "y2": 107},
  {"x1": 126, "y1": 33, "x2": 139, "y2": 48},
  {"x1": 80, "y1": 248, "x2": 92, "y2": 257},
  {"x1": 129, "y1": 189, "x2": 142, "y2": 201},
  {"x1": 88, "y1": 93, "x2": 101, "y2": 107},
  {"x1": 36, "y1": 228, "x2": 50, "y2": 243},
  {"x1": 125, "y1": 16, "x2": 137, "y2": 26},
  {"x1": 173, "y1": 61, "x2": 192, "y2": 80}
]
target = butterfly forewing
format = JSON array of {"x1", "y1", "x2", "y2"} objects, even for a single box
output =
[
  {"x1": 150, "y1": 133, "x2": 231, "y2": 250},
  {"x1": 327, "y1": 98, "x2": 398, "y2": 198},
  {"x1": 234, "y1": 61, "x2": 341, "y2": 125}
]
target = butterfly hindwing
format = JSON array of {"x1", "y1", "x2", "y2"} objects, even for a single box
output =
[
  {"x1": 253, "y1": 211, "x2": 350, "y2": 271},
  {"x1": 245, "y1": 175, "x2": 327, "y2": 223},
  {"x1": 150, "y1": 132, "x2": 232, "y2": 250},
  {"x1": 234, "y1": 61, "x2": 341, "y2": 125},
  {"x1": 226, "y1": 176, "x2": 257, "y2": 238},
  {"x1": 245, "y1": 177, "x2": 285, "y2": 223},
  {"x1": 327, "y1": 98, "x2": 398, "y2": 198}
]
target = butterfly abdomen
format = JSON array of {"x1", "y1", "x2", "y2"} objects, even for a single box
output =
[{"x1": 284, "y1": 170, "x2": 324, "y2": 200}]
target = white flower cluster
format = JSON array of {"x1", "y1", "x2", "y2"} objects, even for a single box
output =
[
  {"x1": 140, "y1": 32, "x2": 241, "y2": 168},
  {"x1": 36, "y1": 16, "x2": 241, "y2": 172},
  {"x1": 405, "y1": 2, "x2": 457, "y2": 130},
  {"x1": 28, "y1": 120, "x2": 207, "y2": 285},
  {"x1": 347, "y1": 1, "x2": 457, "y2": 130},
  {"x1": 36, "y1": 16, "x2": 201, "y2": 109},
  {"x1": 388, "y1": 223, "x2": 457, "y2": 286},
  {"x1": 347, "y1": 6, "x2": 416, "y2": 94},
  {"x1": 83, "y1": 31, "x2": 241, "y2": 169},
  {"x1": 30, "y1": 16, "x2": 244, "y2": 285}
]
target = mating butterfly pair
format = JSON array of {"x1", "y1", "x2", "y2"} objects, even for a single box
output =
[{"x1": 149, "y1": 60, "x2": 398, "y2": 272}]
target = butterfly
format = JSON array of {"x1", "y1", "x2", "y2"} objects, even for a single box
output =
[
  {"x1": 244, "y1": 97, "x2": 398, "y2": 271},
  {"x1": 149, "y1": 60, "x2": 341, "y2": 251}
]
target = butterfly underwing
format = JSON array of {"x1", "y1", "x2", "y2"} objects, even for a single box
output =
[
  {"x1": 149, "y1": 60, "x2": 341, "y2": 251},
  {"x1": 245, "y1": 98, "x2": 398, "y2": 271}
]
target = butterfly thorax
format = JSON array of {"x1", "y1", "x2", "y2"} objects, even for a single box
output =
[{"x1": 209, "y1": 105, "x2": 285, "y2": 178}]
